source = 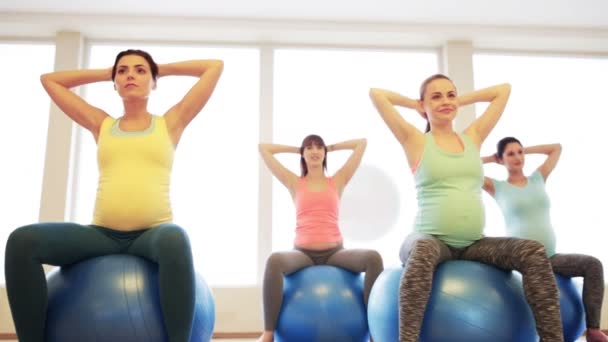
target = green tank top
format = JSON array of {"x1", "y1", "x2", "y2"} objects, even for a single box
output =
[{"x1": 413, "y1": 133, "x2": 484, "y2": 248}]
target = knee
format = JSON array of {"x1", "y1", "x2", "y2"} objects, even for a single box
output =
[
  {"x1": 520, "y1": 239, "x2": 548, "y2": 259},
  {"x1": 6, "y1": 225, "x2": 40, "y2": 256},
  {"x1": 156, "y1": 224, "x2": 191, "y2": 249},
  {"x1": 586, "y1": 256, "x2": 604, "y2": 277},
  {"x1": 265, "y1": 252, "x2": 285, "y2": 271},
  {"x1": 365, "y1": 250, "x2": 384, "y2": 271},
  {"x1": 411, "y1": 239, "x2": 442, "y2": 261},
  {"x1": 153, "y1": 224, "x2": 192, "y2": 261}
]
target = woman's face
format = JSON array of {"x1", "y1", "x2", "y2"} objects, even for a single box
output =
[
  {"x1": 302, "y1": 143, "x2": 326, "y2": 168},
  {"x1": 113, "y1": 54, "x2": 156, "y2": 99},
  {"x1": 421, "y1": 78, "x2": 458, "y2": 125},
  {"x1": 500, "y1": 142, "x2": 525, "y2": 171}
]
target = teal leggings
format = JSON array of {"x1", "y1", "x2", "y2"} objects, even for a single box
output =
[{"x1": 4, "y1": 222, "x2": 195, "y2": 342}]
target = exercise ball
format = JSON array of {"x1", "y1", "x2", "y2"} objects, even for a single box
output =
[
  {"x1": 45, "y1": 254, "x2": 215, "y2": 342},
  {"x1": 340, "y1": 163, "x2": 400, "y2": 241},
  {"x1": 368, "y1": 260, "x2": 538, "y2": 342},
  {"x1": 555, "y1": 274, "x2": 585, "y2": 342},
  {"x1": 275, "y1": 265, "x2": 369, "y2": 342}
]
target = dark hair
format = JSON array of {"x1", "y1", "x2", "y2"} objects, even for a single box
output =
[
  {"x1": 111, "y1": 49, "x2": 158, "y2": 82},
  {"x1": 419, "y1": 74, "x2": 454, "y2": 133},
  {"x1": 495, "y1": 136, "x2": 522, "y2": 161},
  {"x1": 299, "y1": 134, "x2": 328, "y2": 176}
]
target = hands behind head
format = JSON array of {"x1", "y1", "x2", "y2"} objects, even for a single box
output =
[
  {"x1": 415, "y1": 101, "x2": 426, "y2": 120},
  {"x1": 482, "y1": 154, "x2": 500, "y2": 164}
]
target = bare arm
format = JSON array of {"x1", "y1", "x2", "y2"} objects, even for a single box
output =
[
  {"x1": 525, "y1": 144, "x2": 562, "y2": 181},
  {"x1": 258, "y1": 143, "x2": 300, "y2": 195},
  {"x1": 481, "y1": 154, "x2": 499, "y2": 164},
  {"x1": 481, "y1": 154, "x2": 498, "y2": 197},
  {"x1": 480, "y1": 154, "x2": 499, "y2": 195},
  {"x1": 162, "y1": 59, "x2": 224, "y2": 145},
  {"x1": 369, "y1": 88, "x2": 425, "y2": 169},
  {"x1": 482, "y1": 176, "x2": 496, "y2": 196},
  {"x1": 40, "y1": 68, "x2": 112, "y2": 141},
  {"x1": 329, "y1": 139, "x2": 367, "y2": 194},
  {"x1": 462, "y1": 83, "x2": 511, "y2": 148}
]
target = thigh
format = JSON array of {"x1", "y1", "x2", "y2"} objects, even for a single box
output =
[
  {"x1": 551, "y1": 253, "x2": 601, "y2": 278},
  {"x1": 127, "y1": 223, "x2": 192, "y2": 262},
  {"x1": 6, "y1": 222, "x2": 120, "y2": 265},
  {"x1": 399, "y1": 232, "x2": 452, "y2": 266},
  {"x1": 460, "y1": 237, "x2": 545, "y2": 270},
  {"x1": 266, "y1": 250, "x2": 314, "y2": 276},
  {"x1": 326, "y1": 248, "x2": 381, "y2": 273}
]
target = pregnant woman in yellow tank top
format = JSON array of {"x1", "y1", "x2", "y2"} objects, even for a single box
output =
[{"x1": 5, "y1": 49, "x2": 223, "y2": 342}]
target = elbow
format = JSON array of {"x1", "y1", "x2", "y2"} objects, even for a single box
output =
[
  {"x1": 554, "y1": 143, "x2": 562, "y2": 152},
  {"x1": 369, "y1": 88, "x2": 380, "y2": 99},
  {"x1": 202, "y1": 60, "x2": 224, "y2": 76},
  {"x1": 258, "y1": 143, "x2": 272, "y2": 154},
  {"x1": 211, "y1": 60, "x2": 224, "y2": 73},
  {"x1": 40, "y1": 73, "x2": 50, "y2": 86}
]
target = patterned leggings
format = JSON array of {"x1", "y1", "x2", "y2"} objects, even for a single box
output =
[
  {"x1": 261, "y1": 244, "x2": 384, "y2": 331},
  {"x1": 398, "y1": 233, "x2": 564, "y2": 342},
  {"x1": 551, "y1": 253, "x2": 605, "y2": 328}
]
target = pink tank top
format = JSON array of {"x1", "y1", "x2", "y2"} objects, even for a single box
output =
[{"x1": 294, "y1": 177, "x2": 343, "y2": 246}]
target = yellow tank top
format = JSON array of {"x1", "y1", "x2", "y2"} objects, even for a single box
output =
[{"x1": 92, "y1": 115, "x2": 174, "y2": 230}]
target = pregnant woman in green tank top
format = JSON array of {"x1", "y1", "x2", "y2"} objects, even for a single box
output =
[{"x1": 370, "y1": 74, "x2": 563, "y2": 342}]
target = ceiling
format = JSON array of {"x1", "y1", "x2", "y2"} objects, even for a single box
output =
[{"x1": 1, "y1": 0, "x2": 606, "y2": 29}]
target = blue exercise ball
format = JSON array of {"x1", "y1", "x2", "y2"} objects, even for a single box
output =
[
  {"x1": 368, "y1": 260, "x2": 538, "y2": 342},
  {"x1": 555, "y1": 274, "x2": 585, "y2": 342},
  {"x1": 45, "y1": 254, "x2": 215, "y2": 342},
  {"x1": 275, "y1": 265, "x2": 369, "y2": 342}
]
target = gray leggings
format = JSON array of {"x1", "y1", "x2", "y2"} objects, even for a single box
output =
[
  {"x1": 551, "y1": 253, "x2": 605, "y2": 329},
  {"x1": 262, "y1": 244, "x2": 384, "y2": 331},
  {"x1": 398, "y1": 233, "x2": 563, "y2": 342}
]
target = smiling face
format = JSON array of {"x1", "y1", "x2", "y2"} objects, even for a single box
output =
[
  {"x1": 420, "y1": 77, "x2": 459, "y2": 127},
  {"x1": 299, "y1": 134, "x2": 328, "y2": 176},
  {"x1": 113, "y1": 54, "x2": 156, "y2": 99},
  {"x1": 302, "y1": 143, "x2": 326, "y2": 168}
]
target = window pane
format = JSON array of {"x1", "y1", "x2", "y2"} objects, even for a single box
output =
[
  {"x1": 272, "y1": 48, "x2": 438, "y2": 267},
  {"x1": 474, "y1": 53, "x2": 608, "y2": 265},
  {"x1": 0, "y1": 42, "x2": 55, "y2": 284},
  {"x1": 73, "y1": 44, "x2": 260, "y2": 286}
]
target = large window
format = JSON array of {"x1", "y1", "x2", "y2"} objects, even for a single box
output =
[
  {"x1": 72, "y1": 44, "x2": 260, "y2": 286},
  {"x1": 272, "y1": 48, "x2": 439, "y2": 267},
  {"x1": 474, "y1": 53, "x2": 608, "y2": 265},
  {"x1": 0, "y1": 42, "x2": 55, "y2": 284}
]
